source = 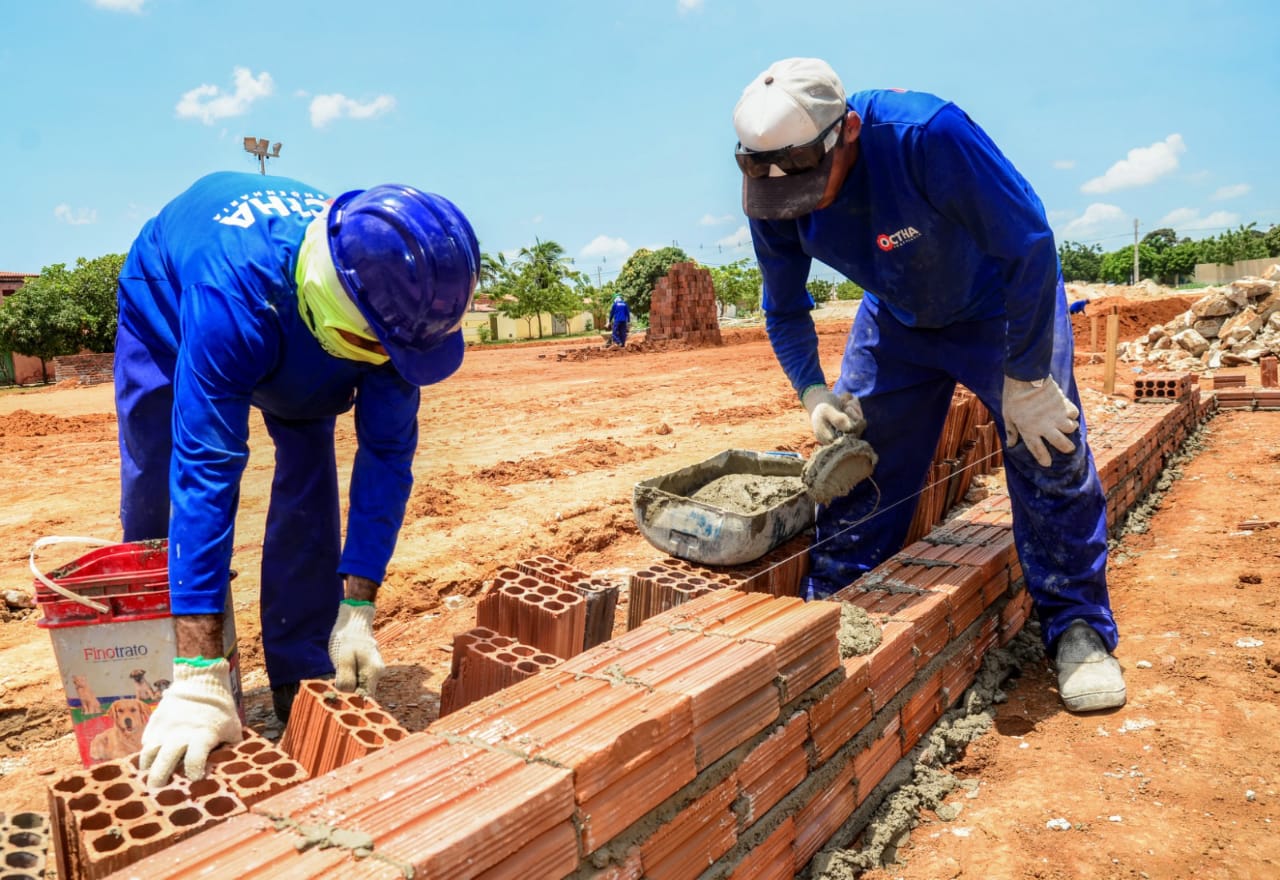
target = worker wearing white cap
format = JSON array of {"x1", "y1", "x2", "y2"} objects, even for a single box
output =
[{"x1": 733, "y1": 58, "x2": 1125, "y2": 713}]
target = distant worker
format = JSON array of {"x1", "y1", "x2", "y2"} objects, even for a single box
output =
[
  {"x1": 115, "y1": 171, "x2": 479, "y2": 786},
  {"x1": 1069, "y1": 299, "x2": 1088, "y2": 315},
  {"x1": 733, "y1": 59, "x2": 1124, "y2": 713},
  {"x1": 608, "y1": 294, "x2": 631, "y2": 347}
]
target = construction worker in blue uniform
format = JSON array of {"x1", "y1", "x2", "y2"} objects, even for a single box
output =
[
  {"x1": 115, "y1": 171, "x2": 479, "y2": 786},
  {"x1": 733, "y1": 59, "x2": 1125, "y2": 713},
  {"x1": 608, "y1": 294, "x2": 632, "y2": 347}
]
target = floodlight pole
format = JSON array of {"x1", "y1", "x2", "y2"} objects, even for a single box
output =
[{"x1": 243, "y1": 136, "x2": 282, "y2": 175}]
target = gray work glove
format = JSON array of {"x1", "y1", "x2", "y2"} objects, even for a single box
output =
[
  {"x1": 1002, "y1": 375, "x2": 1080, "y2": 467},
  {"x1": 328, "y1": 599, "x2": 385, "y2": 694},
  {"x1": 801, "y1": 385, "x2": 866, "y2": 445},
  {"x1": 139, "y1": 657, "x2": 242, "y2": 788}
]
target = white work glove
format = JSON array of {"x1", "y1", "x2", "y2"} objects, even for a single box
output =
[
  {"x1": 1002, "y1": 376, "x2": 1080, "y2": 467},
  {"x1": 139, "y1": 658, "x2": 242, "y2": 788},
  {"x1": 329, "y1": 599, "x2": 385, "y2": 694},
  {"x1": 801, "y1": 384, "x2": 866, "y2": 444}
]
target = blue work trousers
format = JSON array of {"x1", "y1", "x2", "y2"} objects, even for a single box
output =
[
  {"x1": 810, "y1": 293, "x2": 1117, "y2": 652},
  {"x1": 611, "y1": 321, "x2": 629, "y2": 347},
  {"x1": 114, "y1": 320, "x2": 343, "y2": 687}
]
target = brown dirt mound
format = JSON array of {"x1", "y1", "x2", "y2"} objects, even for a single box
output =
[
  {"x1": 472, "y1": 439, "x2": 663, "y2": 486},
  {"x1": 1070, "y1": 294, "x2": 1200, "y2": 344},
  {"x1": 0, "y1": 409, "x2": 116, "y2": 437}
]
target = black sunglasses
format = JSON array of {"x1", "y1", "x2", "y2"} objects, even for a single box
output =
[{"x1": 734, "y1": 115, "x2": 844, "y2": 179}]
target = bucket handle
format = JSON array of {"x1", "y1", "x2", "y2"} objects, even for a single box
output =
[{"x1": 30, "y1": 536, "x2": 117, "y2": 614}]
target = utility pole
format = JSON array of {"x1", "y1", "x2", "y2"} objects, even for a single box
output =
[
  {"x1": 1132, "y1": 218, "x2": 1140, "y2": 285},
  {"x1": 242, "y1": 137, "x2": 283, "y2": 175}
]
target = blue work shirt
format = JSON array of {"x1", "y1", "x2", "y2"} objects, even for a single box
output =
[
  {"x1": 118, "y1": 171, "x2": 420, "y2": 614},
  {"x1": 752, "y1": 89, "x2": 1061, "y2": 394},
  {"x1": 610, "y1": 299, "x2": 631, "y2": 325}
]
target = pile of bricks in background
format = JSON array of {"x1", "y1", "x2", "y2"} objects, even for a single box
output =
[
  {"x1": 2, "y1": 810, "x2": 50, "y2": 880},
  {"x1": 438, "y1": 556, "x2": 622, "y2": 714},
  {"x1": 626, "y1": 530, "x2": 812, "y2": 629},
  {"x1": 438, "y1": 625, "x2": 561, "y2": 715},
  {"x1": 49, "y1": 727, "x2": 306, "y2": 880},
  {"x1": 646, "y1": 262, "x2": 723, "y2": 346},
  {"x1": 280, "y1": 681, "x2": 408, "y2": 778},
  {"x1": 1207, "y1": 361, "x2": 1280, "y2": 410},
  {"x1": 902, "y1": 389, "x2": 1002, "y2": 546},
  {"x1": 106, "y1": 387, "x2": 1211, "y2": 879}
]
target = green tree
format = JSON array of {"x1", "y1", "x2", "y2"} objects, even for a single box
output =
[
  {"x1": 1057, "y1": 240, "x2": 1103, "y2": 282},
  {"x1": 0, "y1": 254, "x2": 123, "y2": 381},
  {"x1": 613, "y1": 246, "x2": 690, "y2": 321},
  {"x1": 834, "y1": 280, "x2": 864, "y2": 300},
  {"x1": 709, "y1": 259, "x2": 762, "y2": 315},
  {"x1": 1141, "y1": 228, "x2": 1178, "y2": 253},
  {"x1": 493, "y1": 239, "x2": 585, "y2": 338},
  {"x1": 807, "y1": 278, "x2": 835, "y2": 305},
  {"x1": 1264, "y1": 224, "x2": 1280, "y2": 258}
]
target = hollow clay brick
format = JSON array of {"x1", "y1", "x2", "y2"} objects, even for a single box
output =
[
  {"x1": 1, "y1": 810, "x2": 50, "y2": 880},
  {"x1": 866, "y1": 621, "x2": 915, "y2": 711},
  {"x1": 640, "y1": 774, "x2": 737, "y2": 880},
  {"x1": 281, "y1": 680, "x2": 408, "y2": 778},
  {"x1": 808, "y1": 656, "x2": 874, "y2": 765},
  {"x1": 472, "y1": 820, "x2": 579, "y2": 880},
  {"x1": 793, "y1": 760, "x2": 857, "y2": 868},
  {"x1": 900, "y1": 668, "x2": 946, "y2": 754},
  {"x1": 727, "y1": 816, "x2": 796, "y2": 880}
]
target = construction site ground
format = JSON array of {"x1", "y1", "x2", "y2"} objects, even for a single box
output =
[{"x1": 1, "y1": 291, "x2": 1277, "y2": 878}]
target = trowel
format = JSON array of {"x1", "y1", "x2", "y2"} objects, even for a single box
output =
[{"x1": 802, "y1": 431, "x2": 878, "y2": 505}]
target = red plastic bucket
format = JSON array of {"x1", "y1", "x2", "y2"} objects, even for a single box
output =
[{"x1": 32, "y1": 537, "x2": 242, "y2": 767}]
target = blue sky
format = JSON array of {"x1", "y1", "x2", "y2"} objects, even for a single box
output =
[{"x1": 3, "y1": 0, "x2": 1277, "y2": 287}]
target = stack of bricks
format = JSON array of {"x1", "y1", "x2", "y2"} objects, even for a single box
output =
[
  {"x1": 646, "y1": 262, "x2": 723, "y2": 346},
  {"x1": 627, "y1": 531, "x2": 812, "y2": 630},
  {"x1": 1205, "y1": 368, "x2": 1280, "y2": 410},
  {"x1": 106, "y1": 388, "x2": 1212, "y2": 880},
  {"x1": 513, "y1": 555, "x2": 618, "y2": 650},
  {"x1": 2, "y1": 810, "x2": 50, "y2": 880},
  {"x1": 279, "y1": 682, "x2": 409, "y2": 778},
  {"x1": 1133, "y1": 371, "x2": 1194, "y2": 400},
  {"x1": 438, "y1": 625, "x2": 561, "y2": 715},
  {"x1": 475, "y1": 567, "x2": 587, "y2": 660}
]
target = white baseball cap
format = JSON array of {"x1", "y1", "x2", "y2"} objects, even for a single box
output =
[{"x1": 733, "y1": 58, "x2": 847, "y2": 219}]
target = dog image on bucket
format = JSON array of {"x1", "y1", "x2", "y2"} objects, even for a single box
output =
[
  {"x1": 89, "y1": 697, "x2": 152, "y2": 762},
  {"x1": 71, "y1": 674, "x2": 102, "y2": 716}
]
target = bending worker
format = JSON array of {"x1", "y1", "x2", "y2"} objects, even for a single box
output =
[
  {"x1": 608, "y1": 293, "x2": 632, "y2": 347},
  {"x1": 115, "y1": 171, "x2": 479, "y2": 785},
  {"x1": 732, "y1": 58, "x2": 1124, "y2": 713}
]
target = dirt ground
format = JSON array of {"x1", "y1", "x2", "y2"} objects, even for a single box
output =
[{"x1": 2, "y1": 292, "x2": 1277, "y2": 878}]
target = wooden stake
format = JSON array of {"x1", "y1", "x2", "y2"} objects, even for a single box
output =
[
  {"x1": 1090, "y1": 314, "x2": 1100, "y2": 353},
  {"x1": 1103, "y1": 306, "x2": 1120, "y2": 395}
]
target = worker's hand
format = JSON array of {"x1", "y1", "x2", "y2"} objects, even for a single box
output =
[
  {"x1": 138, "y1": 657, "x2": 242, "y2": 789},
  {"x1": 1002, "y1": 376, "x2": 1080, "y2": 467},
  {"x1": 328, "y1": 599, "x2": 385, "y2": 695},
  {"x1": 802, "y1": 385, "x2": 866, "y2": 444}
]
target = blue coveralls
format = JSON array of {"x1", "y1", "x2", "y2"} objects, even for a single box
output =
[
  {"x1": 751, "y1": 90, "x2": 1116, "y2": 652},
  {"x1": 114, "y1": 171, "x2": 421, "y2": 687},
  {"x1": 609, "y1": 299, "x2": 631, "y2": 347}
]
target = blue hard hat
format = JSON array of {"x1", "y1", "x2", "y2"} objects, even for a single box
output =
[{"x1": 327, "y1": 185, "x2": 479, "y2": 386}]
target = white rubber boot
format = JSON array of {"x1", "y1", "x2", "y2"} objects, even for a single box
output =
[{"x1": 1055, "y1": 619, "x2": 1126, "y2": 712}]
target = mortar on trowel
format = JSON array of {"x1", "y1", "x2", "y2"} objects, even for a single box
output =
[{"x1": 632, "y1": 439, "x2": 878, "y2": 566}]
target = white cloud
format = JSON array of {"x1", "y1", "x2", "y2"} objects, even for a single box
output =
[
  {"x1": 580, "y1": 235, "x2": 631, "y2": 259},
  {"x1": 1052, "y1": 159, "x2": 1076, "y2": 170},
  {"x1": 699, "y1": 213, "x2": 734, "y2": 226},
  {"x1": 1062, "y1": 203, "x2": 1126, "y2": 237},
  {"x1": 54, "y1": 204, "x2": 97, "y2": 225},
  {"x1": 1211, "y1": 183, "x2": 1250, "y2": 201},
  {"x1": 1157, "y1": 208, "x2": 1239, "y2": 233},
  {"x1": 92, "y1": 0, "x2": 145, "y2": 11},
  {"x1": 1081, "y1": 134, "x2": 1185, "y2": 193},
  {"x1": 717, "y1": 226, "x2": 752, "y2": 249},
  {"x1": 677, "y1": 0, "x2": 704, "y2": 13},
  {"x1": 309, "y1": 93, "x2": 396, "y2": 128},
  {"x1": 176, "y1": 67, "x2": 273, "y2": 125},
  {"x1": 531, "y1": 214, "x2": 544, "y2": 224}
]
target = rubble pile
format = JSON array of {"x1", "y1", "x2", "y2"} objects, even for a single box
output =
[{"x1": 1119, "y1": 267, "x2": 1280, "y2": 371}]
